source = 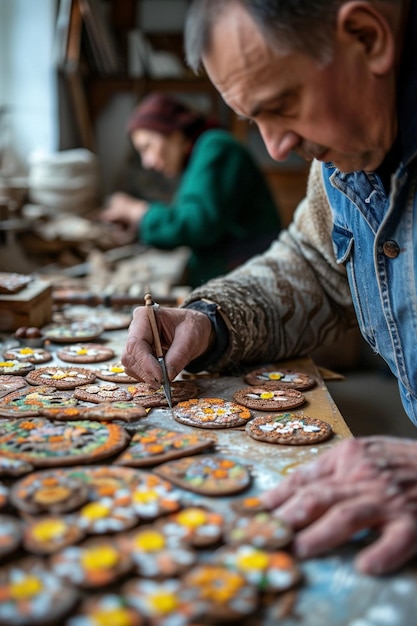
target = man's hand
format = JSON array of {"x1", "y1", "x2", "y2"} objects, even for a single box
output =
[
  {"x1": 121, "y1": 306, "x2": 214, "y2": 386},
  {"x1": 261, "y1": 436, "x2": 417, "y2": 575}
]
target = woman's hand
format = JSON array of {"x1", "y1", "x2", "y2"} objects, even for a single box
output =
[
  {"x1": 121, "y1": 306, "x2": 214, "y2": 386},
  {"x1": 101, "y1": 192, "x2": 148, "y2": 245},
  {"x1": 261, "y1": 436, "x2": 417, "y2": 574}
]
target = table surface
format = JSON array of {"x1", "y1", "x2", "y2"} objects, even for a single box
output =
[{"x1": 2, "y1": 320, "x2": 417, "y2": 625}]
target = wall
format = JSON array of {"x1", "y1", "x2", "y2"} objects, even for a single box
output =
[{"x1": 0, "y1": 0, "x2": 58, "y2": 175}]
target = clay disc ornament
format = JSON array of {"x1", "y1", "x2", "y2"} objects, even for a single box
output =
[
  {"x1": 0, "y1": 375, "x2": 27, "y2": 399},
  {"x1": 0, "y1": 418, "x2": 129, "y2": 467},
  {"x1": 154, "y1": 455, "x2": 251, "y2": 496},
  {"x1": 246, "y1": 413, "x2": 333, "y2": 445},
  {"x1": 0, "y1": 359, "x2": 34, "y2": 376},
  {"x1": 233, "y1": 386, "x2": 306, "y2": 411},
  {"x1": 173, "y1": 397, "x2": 252, "y2": 429},
  {"x1": 127, "y1": 380, "x2": 199, "y2": 408},
  {"x1": 25, "y1": 366, "x2": 97, "y2": 390},
  {"x1": 3, "y1": 346, "x2": 52, "y2": 364},
  {"x1": 244, "y1": 365, "x2": 317, "y2": 391},
  {"x1": 57, "y1": 343, "x2": 115, "y2": 364},
  {"x1": 115, "y1": 426, "x2": 216, "y2": 467},
  {"x1": 0, "y1": 557, "x2": 79, "y2": 625},
  {"x1": 95, "y1": 361, "x2": 138, "y2": 383},
  {"x1": 0, "y1": 385, "x2": 78, "y2": 417},
  {"x1": 42, "y1": 321, "x2": 104, "y2": 343}
]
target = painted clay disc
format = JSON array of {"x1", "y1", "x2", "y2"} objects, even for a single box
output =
[
  {"x1": 214, "y1": 544, "x2": 302, "y2": 592},
  {"x1": 225, "y1": 511, "x2": 293, "y2": 550},
  {"x1": 118, "y1": 525, "x2": 197, "y2": 578},
  {"x1": 10, "y1": 469, "x2": 90, "y2": 515},
  {"x1": 3, "y1": 347, "x2": 52, "y2": 364},
  {"x1": 244, "y1": 366, "x2": 317, "y2": 390},
  {"x1": 115, "y1": 427, "x2": 215, "y2": 466},
  {"x1": 0, "y1": 455, "x2": 34, "y2": 477},
  {"x1": 74, "y1": 382, "x2": 133, "y2": 403},
  {"x1": 127, "y1": 381, "x2": 199, "y2": 408},
  {"x1": 246, "y1": 413, "x2": 333, "y2": 445},
  {"x1": 23, "y1": 515, "x2": 86, "y2": 555},
  {"x1": 0, "y1": 557, "x2": 79, "y2": 625},
  {"x1": 157, "y1": 506, "x2": 225, "y2": 548},
  {"x1": 182, "y1": 564, "x2": 258, "y2": 621},
  {"x1": 154, "y1": 455, "x2": 251, "y2": 496},
  {"x1": 95, "y1": 362, "x2": 138, "y2": 383},
  {"x1": 0, "y1": 360, "x2": 34, "y2": 376},
  {"x1": 57, "y1": 343, "x2": 115, "y2": 363},
  {"x1": 51, "y1": 536, "x2": 132, "y2": 589},
  {"x1": 0, "y1": 375, "x2": 27, "y2": 399},
  {"x1": 0, "y1": 386, "x2": 77, "y2": 417},
  {"x1": 173, "y1": 397, "x2": 252, "y2": 429},
  {"x1": 66, "y1": 594, "x2": 143, "y2": 626},
  {"x1": 41, "y1": 401, "x2": 147, "y2": 423},
  {"x1": 233, "y1": 387, "x2": 306, "y2": 411},
  {"x1": 25, "y1": 366, "x2": 96, "y2": 390},
  {"x1": 42, "y1": 321, "x2": 104, "y2": 343},
  {"x1": 0, "y1": 418, "x2": 129, "y2": 466},
  {"x1": 122, "y1": 578, "x2": 202, "y2": 625}
]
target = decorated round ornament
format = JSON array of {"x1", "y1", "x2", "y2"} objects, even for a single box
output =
[
  {"x1": 0, "y1": 386, "x2": 78, "y2": 417},
  {"x1": 115, "y1": 427, "x2": 216, "y2": 467},
  {"x1": 225, "y1": 511, "x2": 293, "y2": 550},
  {"x1": 182, "y1": 564, "x2": 259, "y2": 621},
  {"x1": 127, "y1": 381, "x2": 199, "y2": 408},
  {"x1": 246, "y1": 413, "x2": 333, "y2": 445},
  {"x1": 57, "y1": 343, "x2": 115, "y2": 363},
  {"x1": 10, "y1": 469, "x2": 89, "y2": 515},
  {"x1": 25, "y1": 366, "x2": 96, "y2": 390},
  {"x1": 74, "y1": 382, "x2": 133, "y2": 403},
  {"x1": 0, "y1": 360, "x2": 34, "y2": 376},
  {"x1": 0, "y1": 418, "x2": 129, "y2": 467},
  {"x1": 2, "y1": 346, "x2": 52, "y2": 364},
  {"x1": 214, "y1": 544, "x2": 301, "y2": 592},
  {"x1": 23, "y1": 515, "x2": 86, "y2": 555},
  {"x1": 51, "y1": 536, "x2": 132, "y2": 589},
  {"x1": 118, "y1": 525, "x2": 197, "y2": 578},
  {"x1": 0, "y1": 455, "x2": 34, "y2": 477},
  {"x1": 42, "y1": 321, "x2": 104, "y2": 343},
  {"x1": 123, "y1": 578, "x2": 203, "y2": 626},
  {"x1": 67, "y1": 594, "x2": 143, "y2": 626},
  {"x1": 157, "y1": 506, "x2": 224, "y2": 548},
  {"x1": 0, "y1": 557, "x2": 79, "y2": 625},
  {"x1": 233, "y1": 387, "x2": 306, "y2": 411},
  {"x1": 173, "y1": 397, "x2": 252, "y2": 429},
  {"x1": 244, "y1": 366, "x2": 317, "y2": 391},
  {"x1": 154, "y1": 455, "x2": 251, "y2": 496},
  {"x1": 0, "y1": 375, "x2": 28, "y2": 399},
  {"x1": 95, "y1": 362, "x2": 138, "y2": 384}
]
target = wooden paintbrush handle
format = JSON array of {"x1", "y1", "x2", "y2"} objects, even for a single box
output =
[{"x1": 144, "y1": 293, "x2": 163, "y2": 358}]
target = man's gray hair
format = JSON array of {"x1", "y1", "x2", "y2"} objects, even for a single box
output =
[{"x1": 184, "y1": 0, "x2": 398, "y2": 71}]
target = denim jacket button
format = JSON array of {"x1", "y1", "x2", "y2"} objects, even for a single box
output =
[{"x1": 382, "y1": 240, "x2": 400, "y2": 258}]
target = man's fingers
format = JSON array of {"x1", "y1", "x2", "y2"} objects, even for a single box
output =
[
  {"x1": 355, "y1": 515, "x2": 417, "y2": 575},
  {"x1": 292, "y1": 495, "x2": 385, "y2": 559}
]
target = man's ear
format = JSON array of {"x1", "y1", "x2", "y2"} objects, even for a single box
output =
[{"x1": 336, "y1": 1, "x2": 396, "y2": 75}]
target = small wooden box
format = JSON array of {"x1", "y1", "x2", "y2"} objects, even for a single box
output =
[{"x1": 0, "y1": 278, "x2": 52, "y2": 332}]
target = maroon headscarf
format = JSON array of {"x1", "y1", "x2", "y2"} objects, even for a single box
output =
[{"x1": 126, "y1": 92, "x2": 221, "y2": 146}]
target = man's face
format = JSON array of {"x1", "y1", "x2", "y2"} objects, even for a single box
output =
[{"x1": 203, "y1": 4, "x2": 397, "y2": 173}]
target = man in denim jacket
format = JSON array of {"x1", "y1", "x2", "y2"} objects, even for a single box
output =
[{"x1": 122, "y1": 0, "x2": 417, "y2": 575}]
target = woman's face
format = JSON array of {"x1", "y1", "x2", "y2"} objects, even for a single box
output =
[{"x1": 131, "y1": 128, "x2": 190, "y2": 178}]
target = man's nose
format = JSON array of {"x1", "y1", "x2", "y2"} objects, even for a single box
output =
[{"x1": 259, "y1": 127, "x2": 301, "y2": 162}]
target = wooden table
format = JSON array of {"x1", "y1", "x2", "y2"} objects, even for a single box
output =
[{"x1": 3, "y1": 320, "x2": 417, "y2": 625}]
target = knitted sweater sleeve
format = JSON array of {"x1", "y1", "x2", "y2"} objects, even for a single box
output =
[{"x1": 182, "y1": 160, "x2": 357, "y2": 370}]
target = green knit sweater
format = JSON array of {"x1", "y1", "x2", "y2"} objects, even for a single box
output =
[{"x1": 139, "y1": 129, "x2": 282, "y2": 287}]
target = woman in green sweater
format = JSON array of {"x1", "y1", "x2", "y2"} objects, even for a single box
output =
[{"x1": 101, "y1": 93, "x2": 281, "y2": 287}]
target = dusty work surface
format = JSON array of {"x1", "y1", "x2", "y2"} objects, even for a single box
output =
[{"x1": 2, "y1": 318, "x2": 417, "y2": 625}]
